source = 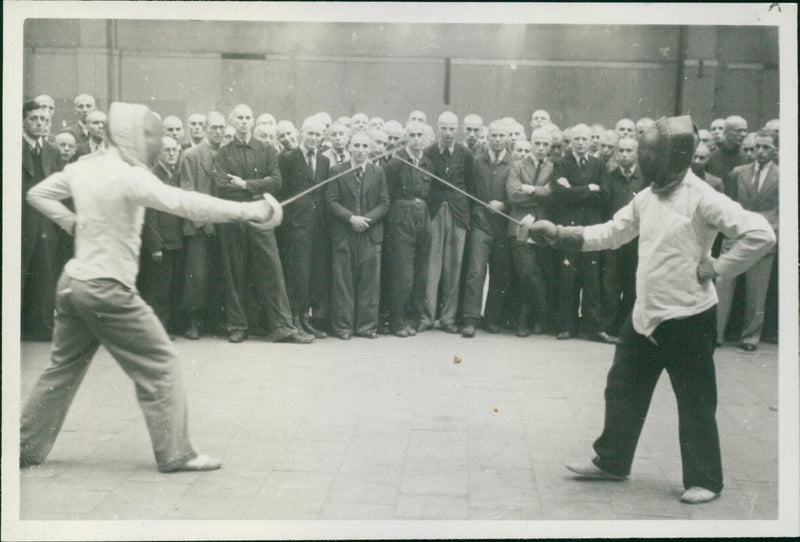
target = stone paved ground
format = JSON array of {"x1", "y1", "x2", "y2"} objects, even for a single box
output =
[{"x1": 12, "y1": 329, "x2": 785, "y2": 533}]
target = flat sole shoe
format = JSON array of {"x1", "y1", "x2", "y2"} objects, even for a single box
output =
[
  {"x1": 165, "y1": 454, "x2": 221, "y2": 472},
  {"x1": 566, "y1": 462, "x2": 627, "y2": 481}
]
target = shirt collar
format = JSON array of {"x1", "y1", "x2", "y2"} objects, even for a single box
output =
[
  {"x1": 573, "y1": 151, "x2": 588, "y2": 163},
  {"x1": 23, "y1": 132, "x2": 40, "y2": 149},
  {"x1": 621, "y1": 164, "x2": 636, "y2": 176},
  {"x1": 487, "y1": 148, "x2": 507, "y2": 164},
  {"x1": 406, "y1": 147, "x2": 423, "y2": 161},
  {"x1": 233, "y1": 132, "x2": 252, "y2": 146},
  {"x1": 438, "y1": 141, "x2": 456, "y2": 155},
  {"x1": 301, "y1": 144, "x2": 315, "y2": 156}
]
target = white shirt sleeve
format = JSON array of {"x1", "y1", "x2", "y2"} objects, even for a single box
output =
[
  {"x1": 26, "y1": 169, "x2": 78, "y2": 234},
  {"x1": 127, "y1": 167, "x2": 269, "y2": 224},
  {"x1": 581, "y1": 197, "x2": 640, "y2": 252}
]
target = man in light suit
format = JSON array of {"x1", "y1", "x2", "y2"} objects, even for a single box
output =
[
  {"x1": 326, "y1": 132, "x2": 390, "y2": 340},
  {"x1": 278, "y1": 116, "x2": 332, "y2": 338},
  {"x1": 716, "y1": 130, "x2": 779, "y2": 352},
  {"x1": 21, "y1": 100, "x2": 63, "y2": 340},
  {"x1": 506, "y1": 127, "x2": 556, "y2": 336},
  {"x1": 178, "y1": 111, "x2": 227, "y2": 339}
]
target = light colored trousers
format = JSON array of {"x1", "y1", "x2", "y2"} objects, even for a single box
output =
[
  {"x1": 21, "y1": 273, "x2": 196, "y2": 471},
  {"x1": 716, "y1": 252, "x2": 774, "y2": 346},
  {"x1": 423, "y1": 202, "x2": 467, "y2": 327}
]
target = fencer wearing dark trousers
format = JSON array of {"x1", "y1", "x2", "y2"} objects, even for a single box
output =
[{"x1": 518, "y1": 116, "x2": 775, "y2": 504}]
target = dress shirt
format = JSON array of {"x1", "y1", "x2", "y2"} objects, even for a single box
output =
[
  {"x1": 581, "y1": 170, "x2": 775, "y2": 336},
  {"x1": 753, "y1": 161, "x2": 771, "y2": 192},
  {"x1": 26, "y1": 147, "x2": 271, "y2": 289}
]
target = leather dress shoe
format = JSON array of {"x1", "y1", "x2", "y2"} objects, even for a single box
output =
[
  {"x1": 184, "y1": 321, "x2": 200, "y2": 340},
  {"x1": 593, "y1": 331, "x2": 620, "y2": 344},
  {"x1": 556, "y1": 331, "x2": 573, "y2": 340},
  {"x1": 516, "y1": 326, "x2": 531, "y2": 338},
  {"x1": 228, "y1": 330, "x2": 247, "y2": 343},
  {"x1": 300, "y1": 318, "x2": 327, "y2": 339},
  {"x1": 566, "y1": 461, "x2": 627, "y2": 481},
  {"x1": 680, "y1": 486, "x2": 719, "y2": 504},
  {"x1": 441, "y1": 323, "x2": 460, "y2": 334},
  {"x1": 356, "y1": 331, "x2": 378, "y2": 339},
  {"x1": 394, "y1": 327, "x2": 409, "y2": 338},
  {"x1": 461, "y1": 324, "x2": 476, "y2": 338},
  {"x1": 279, "y1": 332, "x2": 314, "y2": 344},
  {"x1": 405, "y1": 325, "x2": 417, "y2": 337},
  {"x1": 485, "y1": 323, "x2": 501, "y2": 334},
  {"x1": 334, "y1": 331, "x2": 352, "y2": 340},
  {"x1": 417, "y1": 321, "x2": 433, "y2": 332},
  {"x1": 737, "y1": 342, "x2": 757, "y2": 352}
]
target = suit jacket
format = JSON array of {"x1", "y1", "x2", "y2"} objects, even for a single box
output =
[
  {"x1": 322, "y1": 147, "x2": 350, "y2": 166},
  {"x1": 142, "y1": 162, "x2": 184, "y2": 252},
  {"x1": 178, "y1": 139, "x2": 219, "y2": 235},
  {"x1": 506, "y1": 156, "x2": 555, "y2": 236},
  {"x1": 383, "y1": 148, "x2": 433, "y2": 201},
  {"x1": 327, "y1": 161, "x2": 390, "y2": 244},
  {"x1": 471, "y1": 148, "x2": 512, "y2": 237},
  {"x1": 603, "y1": 165, "x2": 647, "y2": 219},
  {"x1": 728, "y1": 161, "x2": 779, "y2": 236},
  {"x1": 59, "y1": 122, "x2": 89, "y2": 145},
  {"x1": 423, "y1": 142, "x2": 476, "y2": 229},
  {"x1": 278, "y1": 146, "x2": 331, "y2": 229},
  {"x1": 700, "y1": 171, "x2": 725, "y2": 193},
  {"x1": 73, "y1": 140, "x2": 105, "y2": 161},
  {"x1": 549, "y1": 153, "x2": 608, "y2": 226},
  {"x1": 22, "y1": 138, "x2": 62, "y2": 267}
]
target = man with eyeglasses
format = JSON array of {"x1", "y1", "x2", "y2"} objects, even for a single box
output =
[
  {"x1": 138, "y1": 136, "x2": 184, "y2": 333},
  {"x1": 715, "y1": 130, "x2": 779, "y2": 353},
  {"x1": 383, "y1": 122, "x2": 434, "y2": 337},
  {"x1": 177, "y1": 111, "x2": 227, "y2": 340}
]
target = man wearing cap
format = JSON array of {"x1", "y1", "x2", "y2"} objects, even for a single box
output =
[
  {"x1": 22, "y1": 101, "x2": 283, "y2": 473},
  {"x1": 519, "y1": 116, "x2": 775, "y2": 504}
]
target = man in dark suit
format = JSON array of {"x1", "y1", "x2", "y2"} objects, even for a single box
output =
[
  {"x1": 59, "y1": 94, "x2": 95, "y2": 146},
  {"x1": 506, "y1": 127, "x2": 556, "y2": 336},
  {"x1": 326, "y1": 132, "x2": 390, "y2": 340},
  {"x1": 706, "y1": 115, "x2": 749, "y2": 195},
  {"x1": 278, "y1": 116, "x2": 331, "y2": 339},
  {"x1": 690, "y1": 142, "x2": 725, "y2": 193},
  {"x1": 716, "y1": 130, "x2": 779, "y2": 352},
  {"x1": 21, "y1": 100, "x2": 63, "y2": 340},
  {"x1": 138, "y1": 137, "x2": 184, "y2": 332},
  {"x1": 72, "y1": 110, "x2": 107, "y2": 160},
  {"x1": 163, "y1": 116, "x2": 187, "y2": 149},
  {"x1": 213, "y1": 104, "x2": 312, "y2": 344},
  {"x1": 421, "y1": 111, "x2": 476, "y2": 333},
  {"x1": 549, "y1": 123, "x2": 611, "y2": 342},
  {"x1": 178, "y1": 111, "x2": 227, "y2": 340},
  {"x1": 601, "y1": 137, "x2": 647, "y2": 338}
]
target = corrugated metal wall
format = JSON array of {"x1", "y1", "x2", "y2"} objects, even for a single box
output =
[{"x1": 23, "y1": 20, "x2": 779, "y2": 132}]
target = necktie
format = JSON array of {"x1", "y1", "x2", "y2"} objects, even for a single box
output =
[
  {"x1": 307, "y1": 150, "x2": 315, "y2": 176},
  {"x1": 355, "y1": 167, "x2": 363, "y2": 184},
  {"x1": 31, "y1": 142, "x2": 44, "y2": 181},
  {"x1": 533, "y1": 160, "x2": 542, "y2": 183},
  {"x1": 579, "y1": 156, "x2": 586, "y2": 170},
  {"x1": 752, "y1": 164, "x2": 761, "y2": 191}
]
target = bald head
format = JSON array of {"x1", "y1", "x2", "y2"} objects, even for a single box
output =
[
  {"x1": 531, "y1": 110, "x2": 551, "y2": 129},
  {"x1": 437, "y1": 111, "x2": 459, "y2": 147},
  {"x1": 408, "y1": 110, "x2": 427, "y2": 125},
  {"x1": 301, "y1": 116, "x2": 325, "y2": 150},
  {"x1": 351, "y1": 113, "x2": 369, "y2": 132},
  {"x1": 73, "y1": 94, "x2": 96, "y2": 122},
  {"x1": 615, "y1": 118, "x2": 635, "y2": 139},
  {"x1": 229, "y1": 104, "x2": 254, "y2": 138},
  {"x1": 724, "y1": 115, "x2": 748, "y2": 148}
]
